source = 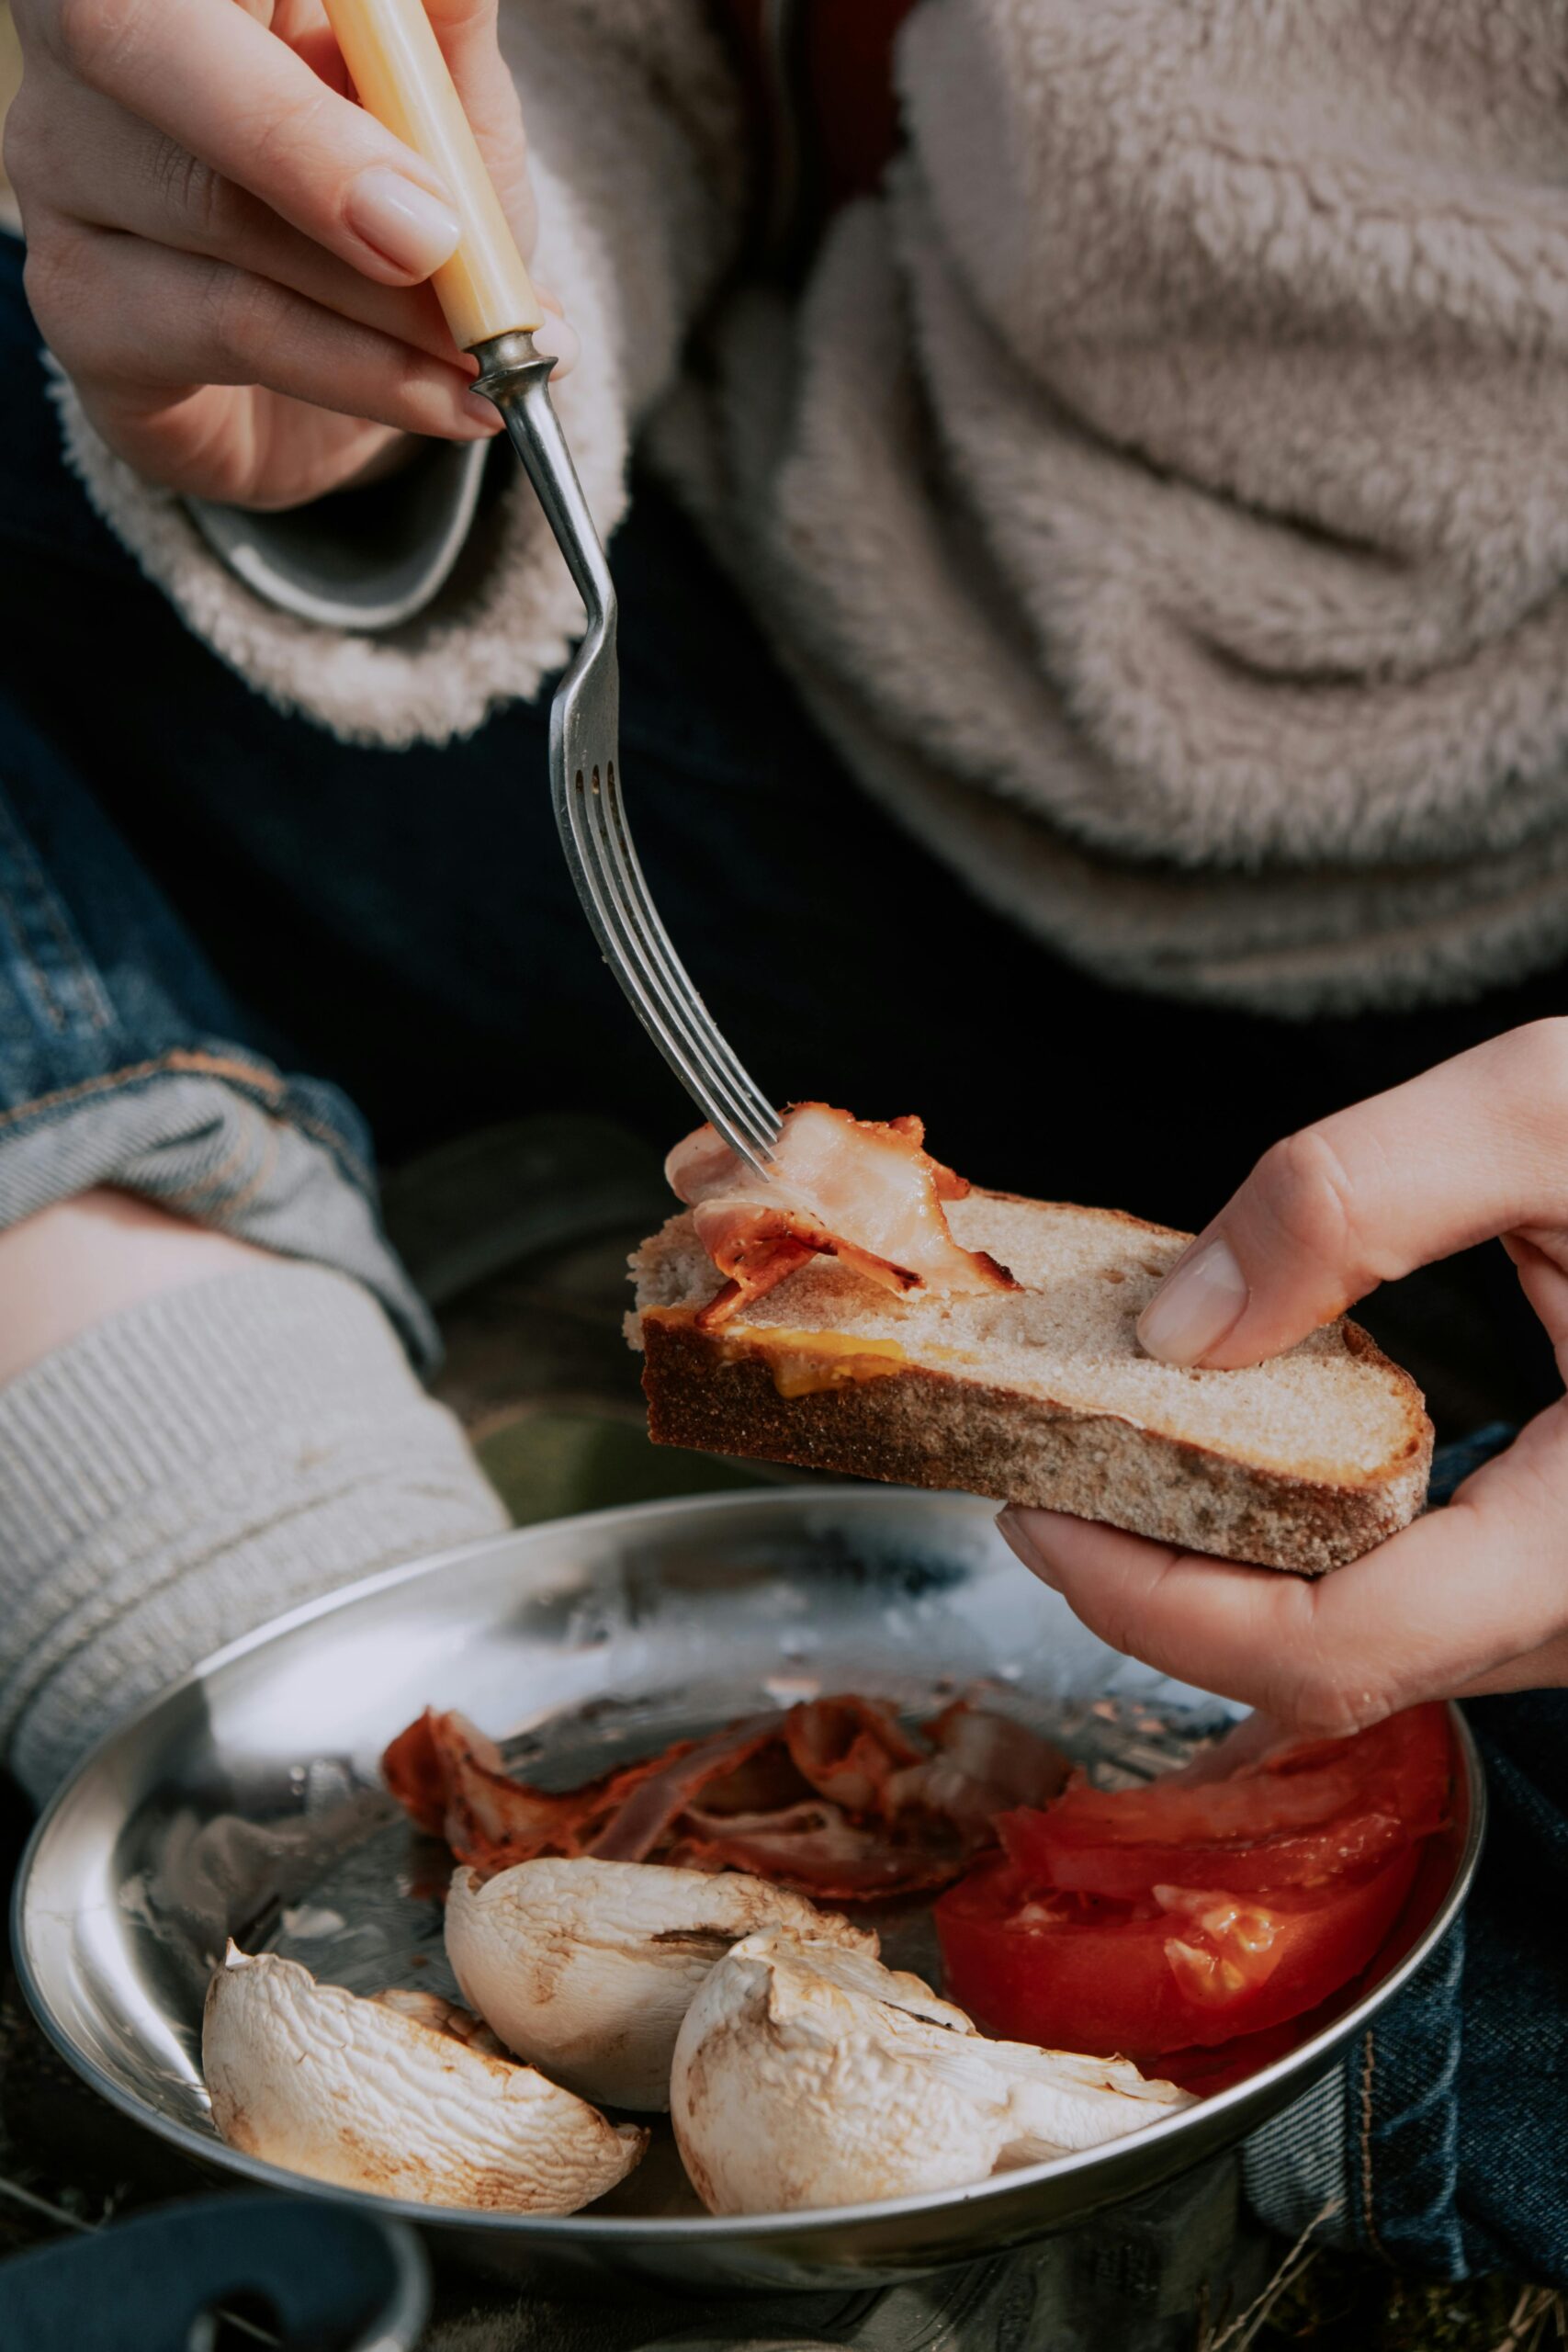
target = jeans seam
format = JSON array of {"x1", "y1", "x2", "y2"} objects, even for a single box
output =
[
  {"x1": 0, "y1": 1051, "x2": 374, "y2": 1195},
  {"x1": 210, "y1": 1110, "x2": 282, "y2": 1218},
  {"x1": 155, "y1": 1097, "x2": 269, "y2": 1217},
  {"x1": 168, "y1": 1105, "x2": 283, "y2": 1222},
  {"x1": 1357, "y1": 2030, "x2": 1387, "y2": 2262},
  {"x1": 0, "y1": 793, "x2": 115, "y2": 1035},
  {"x1": 0, "y1": 894, "x2": 65, "y2": 1031},
  {"x1": 283, "y1": 1104, "x2": 374, "y2": 1195},
  {"x1": 0, "y1": 1049, "x2": 285, "y2": 1128}
]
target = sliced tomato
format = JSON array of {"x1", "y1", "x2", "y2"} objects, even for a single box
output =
[
  {"x1": 1152, "y1": 2014, "x2": 1327, "y2": 2097},
  {"x1": 934, "y1": 1845, "x2": 1420, "y2": 2058},
  {"x1": 998, "y1": 1704, "x2": 1452, "y2": 1897}
]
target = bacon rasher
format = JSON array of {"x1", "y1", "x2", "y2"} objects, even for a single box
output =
[
  {"x1": 383, "y1": 1696, "x2": 1069, "y2": 1902},
  {"x1": 665, "y1": 1104, "x2": 1019, "y2": 1330}
]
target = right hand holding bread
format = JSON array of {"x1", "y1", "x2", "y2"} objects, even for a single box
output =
[
  {"x1": 1002, "y1": 1021, "x2": 1568, "y2": 1733},
  {"x1": 5, "y1": 0, "x2": 573, "y2": 511}
]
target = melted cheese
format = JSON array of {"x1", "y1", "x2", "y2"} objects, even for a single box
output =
[
  {"x1": 739, "y1": 1328, "x2": 910, "y2": 1399},
  {"x1": 649, "y1": 1311, "x2": 987, "y2": 1399},
  {"x1": 646, "y1": 1308, "x2": 909, "y2": 1398}
]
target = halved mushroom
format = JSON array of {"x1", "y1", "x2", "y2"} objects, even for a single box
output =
[
  {"x1": 445, "y1": 1857, "x2": 876, "y2": 2109},
  {"x1": 670, "y1": 1932, "x2": 1193, "y2": 2213},
  {"x1": 202, "y1": 1944, "x2": 647, "y2": 2211}
]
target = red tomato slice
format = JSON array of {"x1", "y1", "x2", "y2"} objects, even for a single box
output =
[
  {"x1": 1153, "y1": 2016, "x2": 1325, "y2": 2097},
  {"x1": 998, "y1": 1705, "x2": 1451, "y2": 1897},
  {"x1": 934, "y1": 1845, "x2": 1420, "y2": 2058}
]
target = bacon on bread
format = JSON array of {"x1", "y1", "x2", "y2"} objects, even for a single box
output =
[{"x1": 666, "y1": 1103, "x2": 1018, "y2": 1330}]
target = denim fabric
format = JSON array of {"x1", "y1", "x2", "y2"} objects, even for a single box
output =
[
  {"x1": 0, "y1": 673, "x2": 438, "y2": 1354},
  {"x1": 1247, "y1": 1426, "x2": 1568, "y2": 2285},
  {"x1": 1396, "y1": 1424, "x2": 1568, "y2": 2281},
  {"x1": 1343, "y1": 1682, "x2": 1568, "y2": 2287},
  {"x1": 4, "y1": 229, "x2": 1568, "y2": 2280},
  {"x1": 0, "y1": 236, "x2": 435, "y2": 1354}
]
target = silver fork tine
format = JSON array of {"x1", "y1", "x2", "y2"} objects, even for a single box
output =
[
  {"x1": 332, "y1": 28, "x2": 781, "y2": 1169},
  {"x1": 470, "y1": 334, "x2": 784, "y2": 1176},
  {"x1": 559, "y1": 782, "x2": 755, "y2": 1154},
  {"x1": 581, "y1": 760, "x2": 779, "y2": 1139},
  {"x1": 581, "y1": 897, "x2": 769, "y2": 1152},
  {"x1": 595, "y1": 776, "x2": 780, "y2": 1131},
  {"x1": 564, "y1": 762, "x2": 776, "y2": 1159},
  {"x1": 608, "y1": 856, "x2": 779, "y2": 1129}
]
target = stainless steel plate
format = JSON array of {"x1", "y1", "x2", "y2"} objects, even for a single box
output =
[{"x1": 14, "y1": 1487, "x2": 1482, "y2": 2293}]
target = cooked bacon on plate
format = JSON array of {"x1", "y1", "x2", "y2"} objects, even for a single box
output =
[
  {"x1": 382, "y1": 1696, "x2": 1069, "y2": 1900},
  {"x1": 666, "y1": 1103, "x2": 1019, "y2": 1329}
]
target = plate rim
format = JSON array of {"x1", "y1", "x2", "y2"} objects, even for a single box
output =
[{"x1": 12, "y1": 1485, "x2": 1488, "y2": 2244}]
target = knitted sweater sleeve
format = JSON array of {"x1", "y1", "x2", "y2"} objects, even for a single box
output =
[{"x1": 0, "y1": 1262, "x2": 507, "y2": 1798}]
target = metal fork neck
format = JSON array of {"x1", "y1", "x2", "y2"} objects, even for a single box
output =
[
  {"x1": 468, "y1": 332, "x2": 615, "y2": 641},
  {"x1": 468, "y1": 327, "x2": 555, "y2": 402},
  {"x1": 468, "y1": 334, "x2": 776, "y2": 1171}
]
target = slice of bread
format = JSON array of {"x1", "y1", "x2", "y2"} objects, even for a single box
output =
[{"x1": 627, "y1": 1191, "x2": 1432, "y2": 1576}]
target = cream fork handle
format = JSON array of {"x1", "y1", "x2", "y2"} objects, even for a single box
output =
[{"x1": 321, "y1": 0, "x2": 543, "y2": 350}]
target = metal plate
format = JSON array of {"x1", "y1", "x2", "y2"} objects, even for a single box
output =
[{"x1": 13, "y1": 1487, "x2": 1483, "y2": 2293}]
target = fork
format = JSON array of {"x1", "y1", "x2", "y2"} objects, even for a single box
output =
[{"x1": 322, "y1": 0, "x2": 782, "y2": 1176}]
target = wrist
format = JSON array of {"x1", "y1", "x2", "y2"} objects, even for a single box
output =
[{"x1": 0, "y1": 1190, "x2": 270, "y2": 1389}]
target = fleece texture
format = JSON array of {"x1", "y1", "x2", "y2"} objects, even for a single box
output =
[{"x1": 51, "y1": 0, "x2": 1568, "y2": 1012}]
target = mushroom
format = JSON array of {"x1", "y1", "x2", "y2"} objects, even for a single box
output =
[
  {"x1": 670, "y1": 1932, "x2": 1193, "y2": 2213},
  {"x1": 202, "y1": 1944, "x2": 647, "y2": 2211},
  {"x1": 445, "y1": 1857, "x2": 876, "y2": 2109}
]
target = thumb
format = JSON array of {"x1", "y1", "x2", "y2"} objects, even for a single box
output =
[{"x1": 1136, "y1": 1018, "x2": 1568, "y2": 1368}]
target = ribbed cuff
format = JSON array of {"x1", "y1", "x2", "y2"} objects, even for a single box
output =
[{"x1": 0, "y1": 1262, "x2": 508, "y2": 1798}]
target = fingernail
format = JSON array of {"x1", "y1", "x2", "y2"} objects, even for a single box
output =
[
  {"x1": 998, "y1": 1509, "x2": 1059, "y2": 1588},
  {"x1": 532, "y1": 310, "x2": 579, "y2": 377},
  {"x1": 463, "y1": 387, "x2": 504, "y2": 432},
  {"x1": 348, "y1": 168, "x2": 461, "y2": 277},
  {"x1": 1136, "y1": 1236, "x2": 1248, "y2": 1366}
]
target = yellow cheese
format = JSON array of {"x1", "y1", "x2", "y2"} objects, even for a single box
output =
[
  {"x1": 644, "y1": 1309, "x2": 910, "y2": 1400},
  {"x1": 739, "y1": 1328, "x2": 909, "y2": 1400}
]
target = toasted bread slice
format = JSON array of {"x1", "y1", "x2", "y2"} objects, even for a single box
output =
[{"x1": 627, "y1": 1191, "x2": 1431, "y2": 1575}]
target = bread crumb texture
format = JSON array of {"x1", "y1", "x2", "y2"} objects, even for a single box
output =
[{"x1": 631, "y1": 1194, "x2": 1419, "y2": 1487}]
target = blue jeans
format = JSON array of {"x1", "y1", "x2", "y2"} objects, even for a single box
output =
[
  {"x1": 2, "y1": 231, "x2": 1565, "y2": 2282},
  {"x1": 1267, "y1": 1430, "x2": 1568, "y2": 2286}
]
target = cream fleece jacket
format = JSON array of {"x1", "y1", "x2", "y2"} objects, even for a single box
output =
[{"x1": 50, "y1": 0, "x2": 1568, "y2": 1013}]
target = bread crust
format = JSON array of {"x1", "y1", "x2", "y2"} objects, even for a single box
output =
[{"x1": 637, "y1": 1312, "x2": 1432, "y2": 1577}]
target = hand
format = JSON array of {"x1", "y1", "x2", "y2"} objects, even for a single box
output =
[
  {"x1": 6, "y1": 0, "x2": 576, "y2": 511},
  {"x1": 1001, "y1": 1018, "x2": 1568, "y2": 1733}
]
